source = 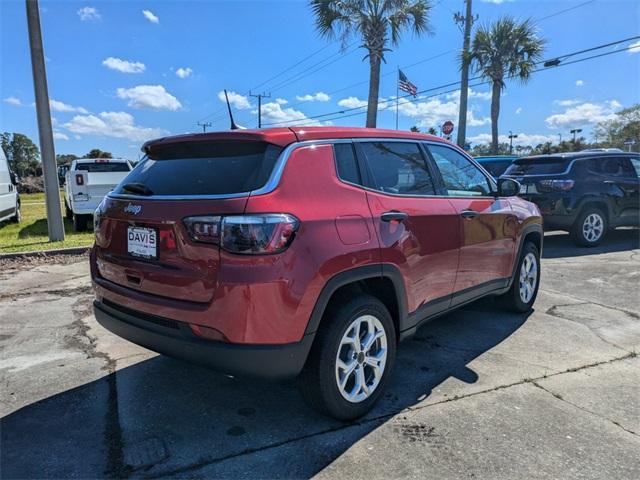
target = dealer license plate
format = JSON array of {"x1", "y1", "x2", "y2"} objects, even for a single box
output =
[{"x1": 127, "y1": 227, "x2": 157, "y2": 259}]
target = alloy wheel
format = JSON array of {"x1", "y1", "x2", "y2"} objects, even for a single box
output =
[
  {"x1": 335, "y1": 314, "x2": 388, "y2": 403},
  {"x1": 519, "y1": 252, "x2": 538, "y2": 304},
  {"x1": 582, "y1": 213, "x2": 604, "y2": 243}
]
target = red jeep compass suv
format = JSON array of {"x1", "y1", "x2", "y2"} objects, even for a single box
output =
[{"x1": 92, "y1": 127, "x2": 542, "y2": 419}]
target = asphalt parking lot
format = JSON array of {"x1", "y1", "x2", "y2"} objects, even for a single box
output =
[{"x1": 1, "y1": 230, "x2": 639, "y2": 479}]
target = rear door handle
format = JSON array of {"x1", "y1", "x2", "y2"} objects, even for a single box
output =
[
  {"x1": 460, "y1": 209, "x2": 479, "y2": 219},
  {"x1": 381, "y1": 211, "x2": 408, "y2": 222}
]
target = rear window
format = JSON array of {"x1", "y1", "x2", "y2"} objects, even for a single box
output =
[
  {"x1": 504, "y1": 157, "x2": 570, "y2": 176},
  {"x1": 76, "y1": 162, "x2": 130, "y2": 172},
  {"x1": 113, "y1": 141, "x2": 283, "y2": 196},
  {"x1": 479, "y1": 160, "x2": 513, "y2": 177}
]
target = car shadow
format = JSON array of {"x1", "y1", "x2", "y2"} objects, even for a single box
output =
[
  {"x1": 1, "y1": 301, "x2": 531, "y2": 479},
  {"x1": 542, "y1": 228, "x2": 639, "y2": 259}
]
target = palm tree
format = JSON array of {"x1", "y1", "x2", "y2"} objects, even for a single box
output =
[
  {"x1": 470, "y1": 17, "x2": 545, "y2": 153},
  {"x1": 310, "y1": 0, "x2": 432, "y2": 128}
]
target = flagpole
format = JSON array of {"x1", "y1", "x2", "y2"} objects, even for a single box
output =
[{"x1": 396, "y1": 67, "x2": 399, "y2": 130}]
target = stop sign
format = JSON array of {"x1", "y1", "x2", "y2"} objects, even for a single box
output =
[{"x1": 442, "y1": 121, "x2": 454, "y2": 135}]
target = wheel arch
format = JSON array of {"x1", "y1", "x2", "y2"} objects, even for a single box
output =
[
  {"x1": 304, "y1": 264, "x2": 408, "y2": 341},
  {"x1": 508, "y1": 223, "x2": 543, "y2": 288},
  {"x1": 575, "y1": 198, "x2": 611, "y2": 224}
]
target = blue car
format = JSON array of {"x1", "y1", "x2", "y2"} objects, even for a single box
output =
[{"x1": 475, "y1": 156, "x2": 518, "y2": 179}]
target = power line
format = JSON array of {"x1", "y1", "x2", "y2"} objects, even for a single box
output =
[
  {"x1": 195, "y1": 0, "x2": 602, "y2": 127},
  {"x1": 196, "y1": 42, "x2": 354, "y2": 123},
  {"x1": 263, "y1": 37, "x2": 640, "y2": 127},
  {"x1": 534, "y1": 0, "x2": 597, "y2": 23}
]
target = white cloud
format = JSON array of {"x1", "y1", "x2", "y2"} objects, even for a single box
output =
[
  {"x1": 469, "y1": 133, "x2": 557, "y2": 147},
  {"x1": 275, "y1": 98, "x2": 288, "y2": 105},
  {"x1": 102, "y1": 57, "x2": 145, "y2": 74},
  {"x1": 77, "y1": 6, "x2": 100, "y2": 21},
  {"x1": 628, "y1": 40, "x2": 640, "y2": 53},
  {"x1": 217, "y1": 90, "x2": 252, "y2": 109},
  {"x1": 142, "y1": 10, "x2": 159, "y2": 24},
  {"x1": 397, "y1": 95, "x2": 489, "y2": 128},
  {"x1": 515, "y1": 107, "x2": 522, "y2": 114},
  {"x1": 480, "y1": 0, "x2": 514, "y2": 4},
  {"x1": 117, "y1": 85, "x2": 181, "y2": 111},
  {"x1": 50, "y1": 99, "x2": 89, "y2": 114},
  {"x1": 575, "y1": 80, "x2": 585, "y2": 87},
  {"x1": 445, "y1": 88, "x2": 492, "y2": 102},
  {"x1": 260, "y1": 101, "x2": 324, "y2": 127},
  {"x1": 3, "y1": 96, "x2": 22, "y2": 106},
  {"x1": 545, "y1": 100, "x2": 620, "y2": 129},
  {"x1": 554, "y1": 99, "x2": 581, "y2": 107},
  {"x1": 175, "y1": 67, "x2": 193, "y2": 79},
  {"x1": 337, "y1": 96, "x2": 368, "y2": 109},
  {"x1": 63, "y1": 111, "x2": 165, "y2": 141},
  {"x1": 53, "y1": 131, "x2": 69, "y2": 141},
  {"x1": 296, "y1": 92, "x2": 330, "y2": 102}
]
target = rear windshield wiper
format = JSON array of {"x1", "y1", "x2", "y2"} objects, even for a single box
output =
[{"x1": 122, "y1": 182, "x2": 154, "y2": 196}]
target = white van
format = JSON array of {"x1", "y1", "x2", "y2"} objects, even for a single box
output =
[{"x1": 0, "y1": 149, "x2": 20, "y2": 223}]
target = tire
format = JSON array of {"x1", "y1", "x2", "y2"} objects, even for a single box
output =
[
  {"x1": 10, "y1": 201, "x2": 21, "y2": 223},
  {"x1": 500, "y1": 242, "x2": 541, "y2": 313},
  {"x1": 571, "y1": 207, "x2": 607, "y2": 247},
  {"x1": 299, "y1": 294, "x2": 396, "y2": 421},
  {"x1": 73, "y1": 214, "x2": 88, "y2": 232},
  {"x1": 65, "y1": 202, "x2": 73, "y2": 221}
]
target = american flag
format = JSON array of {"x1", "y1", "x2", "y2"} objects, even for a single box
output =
[{"x1": 398, "y1": 70, "x2": 418, "y2": 97}]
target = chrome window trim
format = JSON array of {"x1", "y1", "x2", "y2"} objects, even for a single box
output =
[{"x1": 106, "y1": 137, "x2": 443, "y2": 202}]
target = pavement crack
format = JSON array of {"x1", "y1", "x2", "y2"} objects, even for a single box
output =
[
  {"x1": 531, "y1": 381, "x2": 638, "y2": 437},
  {"x1": 545, "y1": 303, "x2": 633, "y2": 353},
  {"x1": 144, "y1": 352, "x2": 637, "y2": 478}
]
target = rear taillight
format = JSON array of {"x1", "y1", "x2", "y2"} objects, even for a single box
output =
[
  {"x1": 75, "y1": 174, "x2": 84, "y2": 186},
  {"x1": 183, "y1": 214, "x2": 299, "y2": 254},
  {"x1": 183, "y1": 216, "x2": 221, "y2": 244},
  {"x1": 537, "y1": 179, "x2": 575, "y2": 192}
]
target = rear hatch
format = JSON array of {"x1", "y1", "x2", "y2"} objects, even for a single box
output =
[
  {"x1": 503, "y1": 156, "x2": 572, "y2": 196},
  {"x1": 94, "y1": 138, "x2": 287, "y2": 303}
]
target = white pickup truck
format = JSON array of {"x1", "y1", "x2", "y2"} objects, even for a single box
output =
[{"x1": 64, "y1": 158, "x2": 132, "y2": 231}]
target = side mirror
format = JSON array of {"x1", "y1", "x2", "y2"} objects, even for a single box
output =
[
  {"x1": 497, "y1": 178, "x2": 520, "y2": 197},
  {"x1": 9, "y1": 172, "x2": 17, "y2": 185}
]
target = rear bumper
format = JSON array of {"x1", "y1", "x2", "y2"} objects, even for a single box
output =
[{"x1": 93, "y1": 299, "x2": 314, "y2": 379}]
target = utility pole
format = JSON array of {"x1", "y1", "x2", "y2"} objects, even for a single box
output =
[
  {"x1": 570, "y1": 128, "x2": 582, "y2": 143},
  {"x1": 197, "y1": 121, "x2": 212, "y2": 133},
  {"x1": 26, "y1": 0, "x2": 64, "y2": 242},
  {"x1": 249, "y1": 91, "x2": 271, "y2": 128},
  {"x1": 558, "y1": 133, "x2": 562, "y2": 145},
  {"x1": 454, "y1": 0, "x2": 477, "y2": 148},
  {"x1": 508, "y1": 131, "x2": 518, "y2": 155}
]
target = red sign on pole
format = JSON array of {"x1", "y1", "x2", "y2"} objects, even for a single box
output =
[{"x1": 442, "y1": 121, "x2": 454, "y2": 135}]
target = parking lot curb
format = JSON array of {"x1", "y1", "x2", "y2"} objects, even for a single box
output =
[{"x1": 0, "y1": 246, "x2": 91, "y2": 260}]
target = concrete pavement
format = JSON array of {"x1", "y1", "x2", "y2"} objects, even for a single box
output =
[{"x1": 1, "y1": 230, "x2": 638, "y2": 479}]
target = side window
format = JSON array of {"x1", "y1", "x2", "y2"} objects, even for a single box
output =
[
  {"x1": 428, "y1": 144, "x2": 492, "y2": 196},
  {"x1": 630, "y1": 158, "x2": 640, "y2": 177},
  {"x1": 359, "y1": 142, "x2": 436, "y2": 195},
  {"x1": 333, "y1": 143, "x2": 361, "y2": 185},
  {"x1": 589, "y1": 157, "x2": 631, "y2": 177}
]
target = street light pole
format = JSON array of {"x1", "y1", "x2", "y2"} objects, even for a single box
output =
[
  {"x1": 508, "y1": 131, "x2": 518, "y2": 155},
  {"x1": 26, "y1": 0, "x2": 64, "y2": 242},
  {"x1": 570, "y1": 128, "x2": 582, "y2": 143}
]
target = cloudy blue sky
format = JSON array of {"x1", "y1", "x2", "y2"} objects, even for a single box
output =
[{"x1": 1, "y1": 0, "x2": 639, "y2": 159}]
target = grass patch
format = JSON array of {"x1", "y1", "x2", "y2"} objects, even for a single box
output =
[{"x1": 0, "y1": 191, "x2": 94, "y2": 254}]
